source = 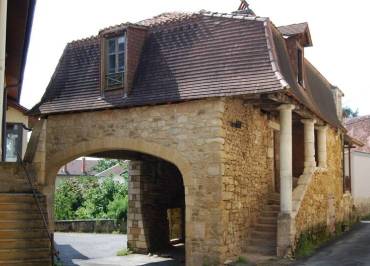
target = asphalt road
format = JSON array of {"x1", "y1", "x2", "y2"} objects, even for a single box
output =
[
  {"x1": 55, "y1": 232, "x2": 127, "y2": 266},
  {"x1": 296, "y1": 222, "x2": 370, "y2": 266},
  {"x1": 54, "y1": 232, "x2": 182, "y2": 266}
]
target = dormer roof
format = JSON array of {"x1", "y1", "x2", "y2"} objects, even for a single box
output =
[{"x1": 278, "y1": 22, "x2": 313, "y2": 47}]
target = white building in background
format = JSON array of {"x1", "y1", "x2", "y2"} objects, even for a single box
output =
[{"x1": 345, "y1": 116, "x2": 370, "y2": 216}]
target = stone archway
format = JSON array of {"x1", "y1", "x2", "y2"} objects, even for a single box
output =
[
  {"x1": 29, "y1": 100, "x2": 226, "y2": 265},
  {"x1": 40, "y1": 136, "x2": 191, "y2": 259}
]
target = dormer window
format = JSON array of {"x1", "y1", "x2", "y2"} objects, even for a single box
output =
[
  {"x1": 105, "y1": 34, "x2": 125, "y2": 89},
  {"x1": 297, "y1": 47, "x2": 304, "y2": 86}
]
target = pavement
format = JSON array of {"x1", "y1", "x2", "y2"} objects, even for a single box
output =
[
  {"x1": 54, "y1": 232, "x2": 182, "y2": 266},
  {"x1": 295, "y1": 222, "x2": 370, "y2": 266},
  {"x1": 56, "y1": 223, "x2": 370, "y2": 266}
]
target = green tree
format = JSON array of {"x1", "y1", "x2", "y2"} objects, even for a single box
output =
[{"x1": 343, "y1": 106, "x2": 359, "y2": 118}]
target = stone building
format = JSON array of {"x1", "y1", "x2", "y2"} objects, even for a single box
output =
[{"x1": 0, "y1": 10, "x2": 361, "y2": 266}]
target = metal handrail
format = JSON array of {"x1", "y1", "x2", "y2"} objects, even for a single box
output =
[{"x1": 15, "y1": 152, "x2": 60, "y2": 264}]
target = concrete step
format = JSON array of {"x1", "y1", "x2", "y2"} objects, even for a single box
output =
[
  {"x1": 0, "y1": 258, "x2": 51, "y2": 266},
  {"x1": 0, "y1": 238, "x2": 50, "y2": 249},
  {"x1": 0, "y1": 229, "x2": 49, "y2": 239},
  {"x1": 0, "y1": 248, "x2": 51, "y2": 261}
]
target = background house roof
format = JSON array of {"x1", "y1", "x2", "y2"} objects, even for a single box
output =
[
  {"x1": 345, "y1": 116, "x2": 370, "y2": 152},
  {"x1": 58, "y1": 159, "x2": 99, "y2": 176},
  {"x1": 30, "y1": 11, "x2": 342, "y2": 129}
]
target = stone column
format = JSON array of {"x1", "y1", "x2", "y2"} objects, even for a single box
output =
[
  {"x1": 301, "y1": 119, "x2": 316, "y2": 172},
  {"x1": 127, "y1": 161, "x2": 147, "y2": 253},
  {"x1": 317, "y1": 125, "x2": 328, "y2": 168},
  {"x1": 278, "y1": 104, "x2": 295, "y2": 214}
]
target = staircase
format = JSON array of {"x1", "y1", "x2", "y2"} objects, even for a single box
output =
[
  {"x1": 246, "y1": 193, "x2": 280, "y2": 256},
  {"x1": 0, "y1": 162, "x2": 52, "y2": 265}
]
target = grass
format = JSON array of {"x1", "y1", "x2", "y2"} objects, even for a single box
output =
[
  {"x1": 235, "y1": 256, "x2": 250, "y2": 266},
  {"x1": 116, "y1": 248, "x2": 133, "y2": 256}
]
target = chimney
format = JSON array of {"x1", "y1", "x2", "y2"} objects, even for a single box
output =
[
  {"x1": 82, "y1": 157, "x2": 87, "y2": 175},
  {"x1": 331, "y1": 86, "x2": 344, "y2": 121}
]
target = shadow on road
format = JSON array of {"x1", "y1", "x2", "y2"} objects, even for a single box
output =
[{"x1": 56, "y1": 244, "x2": 89, "y2": 266}]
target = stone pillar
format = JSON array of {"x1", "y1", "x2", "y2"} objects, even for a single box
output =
[
  {"x1": 301, "y1": 119, "x2": 316, "y2": 172},
  {"x1": 317, "y1": 125, "x2": 328, "y2": 168},
  {"x1": 278, "y1": 104, "x2": 295, "y2": 214},
  {"x1": 127, "y1": 161, "x2": 147, "y2": 253}
]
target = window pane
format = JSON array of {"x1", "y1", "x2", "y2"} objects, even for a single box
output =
[
  {"x1": 118, "y1": 53, "x2": 125, "y2": 71},
  {"x1": 118, "y1": 36, "x2": 125, "y2": 52},
  {"x1": 108, "y1": 39, "x2": 116, "y2": 54},
  {"x1": 108, "y1": 54, "x2": 116, "y2": 73}
]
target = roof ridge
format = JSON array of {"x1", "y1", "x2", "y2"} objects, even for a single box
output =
[
  {"x1": 68, "y1": 35, "x2": 99, "y2": 47},
  {"x1": 278, "y1": 22, "x2": 308, "y2": 28}
]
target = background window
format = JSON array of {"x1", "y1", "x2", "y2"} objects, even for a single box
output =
[{"x1": 105, "y1": 34, "x2": 125, "y2": 89}]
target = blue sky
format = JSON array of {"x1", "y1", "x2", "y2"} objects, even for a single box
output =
[{"x1": 22, "y1": 0, "x2": 370, "y2": 115}]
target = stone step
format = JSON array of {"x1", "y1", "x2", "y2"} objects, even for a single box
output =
[
  {"x1": 0, "y1": 183, "x2": 32, "y2": 193},
  {"x1": 0, "y1": 202, "x2": 46, "y2": 211},
  {"x1": 0, "y1": 258, "x2": 51, "y2": 266},
  {"x1": 254, "y1": 224, "x2": 277, "y2": 232},
  {"x1": 264, "y1": 204, "x2": 280, "y2": 212},
  {"x1": 0, "y1": 238, "x2": 50, "y2": 249},
  {"x1": 0, "y1": 219, "x2": 45, "y2": 229},
  {"x1": 0, "y1": 248, "x2": 51, "y2": 261},
  {"x1": 260, "y1": 210, "x2": 279, "y2": 218},
  {"x1": 267, "y1": 198, "x2": 280, "y2": 205},
  {"x1": 246, "y1": 244, "x2": 276, "y2": 256},
  {"x1": 0, "y1": 210, "x2": 47, "y2": 219},
  {"x1": 0, "y1": 229, "x2": 49, "y2": 239},
  {"x1": 258, "y1": 216, "x2": 277, "y2": 225},
  {"x1": 249, "y1": 237, "x2": 276, "y2": 247},
  {"x1": 269, "y1": 193, "x2": 280, "y2": 200},
  {"x1": 0, "y1": 193, "x2": 45, "y2": 203},
  {"x1": 251, "y1": 230, "x2": 276, "y2": 239}
]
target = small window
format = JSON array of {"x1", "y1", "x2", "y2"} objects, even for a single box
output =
[
  {"x1": 5, "y1": 123, "x2": 23, "y2": 162},
  {"x1": 105, "y1": 34, "x2": 125, "y2": 89},
  {"x1": 297, "y1": 48, "x2": 304, "y2": 86}
]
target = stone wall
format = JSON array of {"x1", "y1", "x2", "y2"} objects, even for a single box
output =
[
  {"x1": 221, "y1": 98, "x2": 274, "y2": 257},
  {"x1": 55, "y1": 219, "x2": 125, "y2": 233},
  {"x1": 35, "y1": 98, "x2": 228, "y2": 265},
  {"x1": 294, "y1": 128, "x2": 346, "y2": 242}
]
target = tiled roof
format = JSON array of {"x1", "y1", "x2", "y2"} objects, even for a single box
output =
[
  {"x1": 29, "y1": 12, "x2": 284, "y2": 115},
  {"x1": 345, "y1": 116, "x2": 370, "y2": 152},
  {"x1": 30, "y1": 12, "x2": 342, "y2": 129},
  {"x1": 58, "y1": 159, "x2": 99, "y2": 176},
  {"x1": 277, "y1": 22, "x2": 308, "y2": 36}
]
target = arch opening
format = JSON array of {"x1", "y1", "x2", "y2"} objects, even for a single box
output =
[{"x1": 52, "y1": 148, "x2": 187, "y2": 264}]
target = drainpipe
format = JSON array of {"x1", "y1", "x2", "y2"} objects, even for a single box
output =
[{"x1": 0, "y1": 0, "x2": 7, "y2": 161}]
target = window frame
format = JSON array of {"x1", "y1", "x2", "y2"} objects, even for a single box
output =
[
  {"x1": 101, "y1": 31, "x2": 127, "y2": 91},
  {"x1": 297, "y1": 47, "x2": 304, "y2": 86}
]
